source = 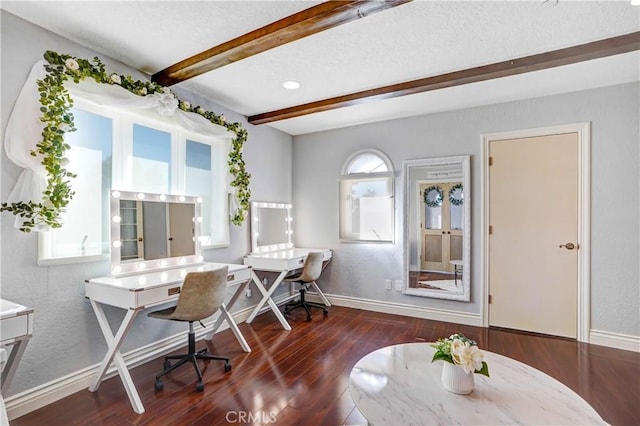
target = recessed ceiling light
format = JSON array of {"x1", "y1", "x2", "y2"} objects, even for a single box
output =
[{"x1": 282, "y1": 80, "x2": 301, "y2": 90}]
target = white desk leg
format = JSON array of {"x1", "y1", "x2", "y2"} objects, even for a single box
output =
[
  {"x1": 1, "y1": 339, "x2": 29, "y2": 394},
  {"x1": 89, "y1": 300, "x2": 145, "y2": 414},
  {"x1": 246, "y1": 270, "x2": 291, "y2": 330},
  {"x1": 309, "y1": 281, "x2": 332, "y2": 306},
  {"x1": 208, "y1": 280, "x2": 252, "y2": 352}
]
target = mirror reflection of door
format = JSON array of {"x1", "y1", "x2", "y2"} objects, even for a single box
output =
[
  {"x1": 168, "y1": 203, "x2": 195, "y2": 257},
  {"x1": 420, "y1": 182, "x2": 463, "y2": 274},
  {"x1": 142, "y1": 201, "x2": 169, "y2": 260},
  {"x1": 119, "y1": 200, "x2": 144, "y2": 261}
]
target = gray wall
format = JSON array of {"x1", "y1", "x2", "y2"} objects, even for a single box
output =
[
  {"x1": 293, "y1": 82, "x2": 640, "y2": 336},
  {"x1": 0, "y1": 11, "x2": 292, "y2": 396}
]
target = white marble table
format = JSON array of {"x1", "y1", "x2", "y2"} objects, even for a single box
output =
[{"x1": 349, "y1": 342, "x2": 605, "y2": 425}]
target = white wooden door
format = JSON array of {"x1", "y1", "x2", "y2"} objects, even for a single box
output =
[
  {"x1": 489, "y1": 133, "x2": 578, "y2": 338},
  {"x1": 168, "y1": 203, "x2": 195, "y2": 257},
  {"x1": 420, "y1": 182, "x2": 463, "y2": 273}
]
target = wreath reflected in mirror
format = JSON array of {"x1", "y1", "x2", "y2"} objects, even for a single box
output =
[
  {"x1": 448, "y1": 183, "x2": 463, "y2": 206},
  {"x1": 423, "y1": 185, "x2": 443, "y2": 208}
]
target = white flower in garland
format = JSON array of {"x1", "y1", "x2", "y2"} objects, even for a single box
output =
[
  {"x1": 153, "y1": 92, "x2": 179, "y2": 116},
  {"x1": 182, "y1": 101, "x2": 191, "y2": 110},
  {"x1": 110, "y1": 73, "x2": 122, "y2": 84},
  {"x1": 64, "y1": 58, "x2": 79, "y2": 71},
  {"x1": 139, "y1": 86, "x2": 147, "y2": 96}
]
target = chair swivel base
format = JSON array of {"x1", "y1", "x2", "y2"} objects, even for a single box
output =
[
  {"x1": 283, "y1": 288, "x2": 328, "y2": 322},
  {"x1": 154, "y1": 330, "x2": 231, "y2": 392}
]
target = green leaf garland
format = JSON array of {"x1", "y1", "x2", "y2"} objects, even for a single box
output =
[{"x1": 1, "y1": 51, "x2": 251, "y2": 232}]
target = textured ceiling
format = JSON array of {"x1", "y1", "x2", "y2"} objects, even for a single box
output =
[{"x1": 2, "y1": 1, "x2": 639, "y2": 135}]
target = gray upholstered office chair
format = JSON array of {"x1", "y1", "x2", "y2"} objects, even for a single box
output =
[
  {"x1": 283, "y1": 251, "x2": 328, "y2": 322},
  {"x1": 148, "y1": 267, "x2": 231, "y2": 392}
]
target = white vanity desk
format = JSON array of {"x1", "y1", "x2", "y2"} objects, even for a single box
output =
[
  {"x1": 85, "y1": 262, "x2": 252, "y2": 414},
  {"x1": 0, "y1": 299, "x2": 33, "y2": 395},
  {"x1": 243, "y1": 201, "x2": 332, "y2": 329},
  {"x1": 244, "y1": 248, "x2": 332, "y2": 329},
  {"x1": 1, "y1": 299, "x2": 34, "y2": 425}
]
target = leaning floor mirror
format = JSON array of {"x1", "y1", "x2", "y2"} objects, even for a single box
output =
[{"x1": 403, "y1": 155, "x2": 470, "y2": 301}]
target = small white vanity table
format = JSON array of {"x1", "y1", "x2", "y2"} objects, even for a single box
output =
[
  {"x1": 85, "y1": 191, "x2": 257, "y2": 414},
  {"x1": 243, "y1": 202, "x2": 332, "y2": 328},
  {"x1": 1, "y1": 299, "x2": 34, "y2": 394},
  {"x1": 1, "y1": 298, "x2": 34, "y2": 424}
]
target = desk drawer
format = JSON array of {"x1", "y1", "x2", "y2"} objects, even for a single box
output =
[
  {"x1": 136, "y1": 284, "x2": 181, "y2": 307},
  {"x1": 0, "y1": 313, "x2": 31, "y2": 344},
  {"x1": 226, "y1": 266, "x2": 251, "y2": 285},
  {"x1": 135, "y1": 268, "x2": 252, "y2": 307}
]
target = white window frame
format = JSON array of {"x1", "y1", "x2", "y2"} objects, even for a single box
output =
[
  {"x1": 38, "y1": 98, "x2": 230, "y2": 265},
  {"x1": 339, "y1": 149, "x2": 395, "y2": 243}
]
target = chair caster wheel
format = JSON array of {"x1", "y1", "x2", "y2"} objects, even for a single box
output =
[
  {"x1": 154, "y1": 380, "x2": 164, "y2": 391},
  {"x1": 196, "y1": 382, "x2": 204, "y2": 392},
  {"x1": 323, "y1": 310, "x2": 328, "y2": 316},
  {"x1": 306, "y1": 316, "x2": 312, "y2": 322},
  {"x1": 224, "y1": 362, "x2": 232, "y2": 372},
  {"x1": 163, "y1": 360, "x2": 171, "y2": 369}
]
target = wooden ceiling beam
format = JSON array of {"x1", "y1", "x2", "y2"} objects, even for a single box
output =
[
  {"x1": 248, "y1": 31, "x2": 640, "y2": 125},
  {"x1": 152, "y1": 0, "x2": 413, "y2": 86}
]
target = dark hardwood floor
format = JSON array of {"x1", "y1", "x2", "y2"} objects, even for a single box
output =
[{"x1": 11, "y1": 306, "x2": 640, "y2": 425}]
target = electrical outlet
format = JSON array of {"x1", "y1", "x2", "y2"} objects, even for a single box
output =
[
  {"x1": 394, "y1": 280, "x2": 403, "y2": 291},
  {"x1": 385, "y1": 279, "x2": 392, "y2": 290}
]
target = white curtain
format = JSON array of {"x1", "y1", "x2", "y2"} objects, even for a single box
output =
[{"x1": 4, "y1": 60, "x2": 234, "y2": 230}]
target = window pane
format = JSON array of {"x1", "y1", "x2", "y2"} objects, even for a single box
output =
[
  {"x1": 425, "y1": 205, "x2": 443, "y2": 230},
  {"x1": 450, "y1": 184, "x2": 464, "y2": 230},
  {"x1": 50, "y1": 108, "x2": 112, "y2": 257},
  {"x1": 132, "y1": 124, "x2": 171, "y2": 193},
  {"x1": 340, "y1": 177, "x2": 393, "y2": 241},
  {"x1": 347, "y1": 153, "x2": 389, "y2": 174},
  {"x1": 185, "y1": 140, "x2": 212, "y2": 237}
]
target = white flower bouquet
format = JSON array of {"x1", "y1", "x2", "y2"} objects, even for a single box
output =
[{"x1": 432, "y1": 333, "x2": 490, "y2": 376}]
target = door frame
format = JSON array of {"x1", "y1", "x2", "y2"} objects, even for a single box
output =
[{"x1": 480, "y1": 122, "x2": 591, "y2": 342}]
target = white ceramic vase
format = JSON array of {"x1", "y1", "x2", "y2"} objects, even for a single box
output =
[{"x1": 441, "y1": 362, "x2": 474, "y2": 394}]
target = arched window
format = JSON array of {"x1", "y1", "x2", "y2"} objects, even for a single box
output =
[{"x1": 339, "y1": 149, "x2": 394, "y2": 242}]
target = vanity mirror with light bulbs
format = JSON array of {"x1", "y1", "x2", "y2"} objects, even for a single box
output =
[
  {"x1": 109, "y1": 190, "x2": 203, "y2": 276},
  {"x1": 403, "y1": 155, "x2": 471, "y2": 301},
  {"x1": 250, "y1": 201, "x2": 293, "y2": 253}
]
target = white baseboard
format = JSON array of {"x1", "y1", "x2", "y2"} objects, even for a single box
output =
[
  {"x1": 589, "y1": 329, "x2": 640, "y2": 352},
  {"x1": 307, "y1": 292, "x2": 482, "y2": 326}
]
